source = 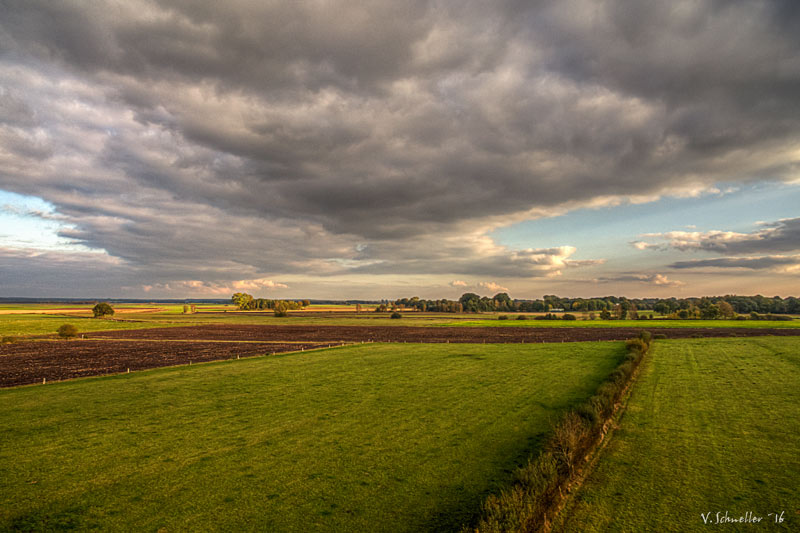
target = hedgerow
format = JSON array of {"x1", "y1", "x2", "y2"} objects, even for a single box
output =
[{"x1": 465, "y1": 331, "x2": 654, "y2": 533}]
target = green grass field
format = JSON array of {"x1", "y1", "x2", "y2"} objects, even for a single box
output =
[
  {"x1": 0, "y1": 342, "x2": 626, "y2": 532},
  {"x1": 3, "y1": 309, "x2": 797, "y2": 339},
  {"x1": 0, "y1": 308, "x2": 476, "y2": 337},
  {"x1": 554, "y1": 337, "x2": 800, "y2": 532},
  {"x1": 0, "y1": 315, "x2": 191, "y2": 337}
]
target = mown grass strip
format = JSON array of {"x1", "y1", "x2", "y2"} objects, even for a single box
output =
[{"x1": 552, "y1": 337, "x2": 800, "y2": 532}]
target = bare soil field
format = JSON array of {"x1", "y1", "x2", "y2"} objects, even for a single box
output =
[
  {"x1": 6, "y1": 325, "x2": 799, "y2": 388},
  {"x1": 88, "y1": 324, "x2": 800, "y2": 343},
  {"x1": 0, "y1": 340, "x2": 332, "y2": 388}
]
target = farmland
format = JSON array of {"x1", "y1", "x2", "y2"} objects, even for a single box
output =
[
  {"x1": 0, "y1": 341, "x2": 625, "y2": 532},
  {"x1": 554, "y1": 337, "x2": 800, "y2": 532},
  {"x1": 88, "y1": 324, "x2": 800, "y2": 342},
  {"x1": 442, "y1": 318, "x2": 800, "y2": 329},
  {"x1": 1, "y1": 303, "x2": 798, "y2": 340},
  {"x1": 2, "y1": 303, "x2": 799, "y2": 531},
  {"x1": 0, "y1": 340, "x2": 336, "y2": 388},
  {"x1": 5, "y1": 324, "x2": 800, "y2": 388}
]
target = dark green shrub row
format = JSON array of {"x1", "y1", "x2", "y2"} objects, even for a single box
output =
[
  {"x1": 1, "y1": 336, "x2": 19, "y2": 344},
  {"x1": 534, "y1": 313, "x2": 577, "y2": 321},
  {"x1": 466, "y1": 331, "x2": 654, "y2": 533}
]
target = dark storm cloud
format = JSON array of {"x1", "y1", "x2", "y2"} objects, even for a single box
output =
[{"x1": 1, "y1": 0, "x2": 800, "y2": 287}]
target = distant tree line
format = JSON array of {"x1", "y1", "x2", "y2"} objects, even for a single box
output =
[
  {"x1": 231, "y1": 293, "x2": 310, "y2": 311},
  {"x1": 390, "y1": 293, "x2": 800, "y2": 316}
]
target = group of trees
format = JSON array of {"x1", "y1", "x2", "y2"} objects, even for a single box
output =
[
  {"x1": 382, "y1": 298, "x2": 464, "y2": 313},
  {"x1": 389, "y1": 293, "x2": 800, "y2": 316},
  {"x1": 230, "y1": 293, "x2": 310, "y2": 313}
]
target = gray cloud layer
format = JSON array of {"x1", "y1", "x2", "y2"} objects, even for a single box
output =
[
  {"x1": 2, "y1": 1, "x2": 800, "y2": 293},
  {"x1": 634, "y1": 217, "x2": 800, "y2": 276},
  {"x1": 635, "y1": 217, "x2": 800, "y2": 255},
  {"x1": 670, "y1": 255, "x2": 800, "y2": 272}
]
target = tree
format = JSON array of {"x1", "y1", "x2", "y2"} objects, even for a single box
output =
[
  {"x1": 273, "y1": 300, "x2": 289, "y2": 317},
  {"x1": 92, "y1": 302, "x2": 114, "y2": 318},
  {"x1": 231, "y1": 293, "x2": 254, "y2": 310},
  {"x1": 58, "y1": 324, "x2": 79, "y2": 339},
  {"x1": 459, "y1": 293, "x2": 481, "y2": 313},
  {"x1": 717, "y1": 300, "x2": 735, "y2": 319},
  {"x1": 493, "y1": 292, "x2": 512, "y2": 311},
  {"x1": 700, "y1": 303, "x2": 721, "y2": 319}
]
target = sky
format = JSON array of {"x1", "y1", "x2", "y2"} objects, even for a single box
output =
[{"x1": 1, "y1": 0, "x2": 799, "y2": 300}]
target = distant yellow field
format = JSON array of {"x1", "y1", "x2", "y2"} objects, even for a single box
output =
[{"x1": 303, "y1": 305, "x2": 359, "y2": 312}]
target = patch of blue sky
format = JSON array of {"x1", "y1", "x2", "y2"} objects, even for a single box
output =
[
  {"x1": 490, "y1": 182, "x2": 800, "y2": 263},
  {"x1": 0, "y1": 189, "x2": 91, "y2": 252}
]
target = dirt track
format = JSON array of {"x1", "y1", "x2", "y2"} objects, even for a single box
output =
[
  {"x1": 89, "y1": 324, "x2": 800, "y2": 343},
  {"x1": 0, "y1": 340, "x2": 333, "y2": 388}
]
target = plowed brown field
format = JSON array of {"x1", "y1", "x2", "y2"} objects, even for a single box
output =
[
  {"x1": 0, "y1": 340, "x2": 333, "y2": 388},
  {"x1": 4, "y1": 325, "x2": 798, "y2": 388},
  {"x1": 89, "y1": 324, "x2": 800, "y2": 343}
]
